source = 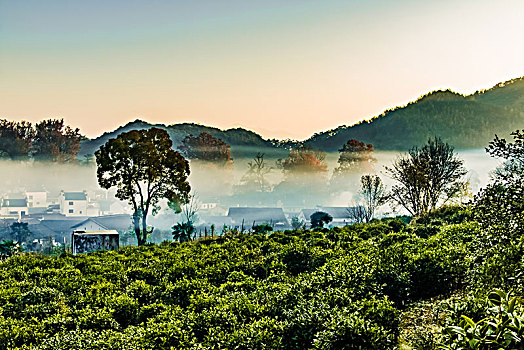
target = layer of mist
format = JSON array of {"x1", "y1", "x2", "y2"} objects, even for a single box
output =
[{"x1": 0, "y1": 148, "x2": 501, "y2": 223}]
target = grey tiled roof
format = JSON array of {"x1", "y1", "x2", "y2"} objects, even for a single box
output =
[
  {"x1": 227, "y1": 207, "x2": 289, "y2": 226},
  {"x1": 2, "y1": 198, "x2": 27, "y2": 207},
  {"x1": 64, "y1": 192, "x2": 87, "y2": 201}
]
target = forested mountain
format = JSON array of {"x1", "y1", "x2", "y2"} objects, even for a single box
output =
[
  {"x1": 79, "y1": 77, "x2": 524, "y2": 155},
  {"x1": 304, "y1": 77, "x2": 524, "y2": 151}
]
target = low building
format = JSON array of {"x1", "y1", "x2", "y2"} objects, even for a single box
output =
[
  {"x1": 71, "y1": 230, "x2": 119, "y2": 254},
  {"x1": 0, "y1": 198, "x2": 28, "y2": 219},
  {"x1": 227, "y1": 207, "x2": 290, "y2": 230},
  {"x1": 70, "y1": 214, "x2": 132, "y2": 233}
]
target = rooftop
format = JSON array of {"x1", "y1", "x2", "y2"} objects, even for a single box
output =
[
  {"x1": 1, "y1": 198, "x2": 27, "y2": 208},
  {"x1": 63, "y1": 192, "x2": 87, "y2": 201}
]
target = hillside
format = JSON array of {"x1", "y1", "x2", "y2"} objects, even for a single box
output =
[
  {"x1": 79, "y1": 77, "x2": 524, "y2": 155},
  {"x1": 304, "y1": 77, "x2": 524, "y2": 151},
  {"x1": 79, "y1": 120, "x2": 281, "y2": 159}
]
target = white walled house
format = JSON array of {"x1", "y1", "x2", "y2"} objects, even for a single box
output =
[
  {"x1": 26, "y1": 191, "x2": 47, "y2": 209},
  {"x1": 0, "y1": 198, "x2": 28, "y2": 218},
  {"x1": 59, "y1": 191, "x2": 88, "y2": 217}
]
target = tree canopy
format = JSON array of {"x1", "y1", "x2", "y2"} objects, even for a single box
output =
[
  {"x1": 486, "y1": 129, "x2": 524, "y2": 183},
  {"x1": 0, "y1": 120, "x2": 34, "y2": 159},
  {"x1": 0, "y1": 118, "x2": 82, "y2": 162},
  {"x1": 385, "y1": 137, "x2": 467, "y2": 217},
  {"x1": 32, "y1": 119, "x2": 83, "y2": 162},
  {"x1": 95, "y1": 127, "x2": 191, "y2": 245},
  {"x1": 178, "y1": 132, "x2": 232, "y2": 163},
  {"x1": 333, "y1": 139, "x2": 375, "y2": 175},
  {"x1": 310, "y1": 211, "x2": 333, "y2": 228},
  {"x1": 278, "y1": 145, "x2": 327, "y2": 177}
]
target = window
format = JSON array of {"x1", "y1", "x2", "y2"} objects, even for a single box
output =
[
  {"x1": 69, "y1": 201, "x2": 74, "y2": 205},
  {"x1": 28, "y1": 195, "x2": 33, "y2": 200},
  {"x1": 69, "y1": 209, "x2": 74, "y2": 214}
]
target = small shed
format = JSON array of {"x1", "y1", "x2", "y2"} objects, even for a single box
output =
[{"x1": 71, "y1": 230, "x2": 119, "y2": 254}]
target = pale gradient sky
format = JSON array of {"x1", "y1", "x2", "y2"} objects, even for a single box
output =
[{"x1": 1, "y1": 0, "x2": 523, "y2": 139}]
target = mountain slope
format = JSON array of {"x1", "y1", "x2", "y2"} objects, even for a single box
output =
[{"x1": 304, "y1": 77, "x2": 524, "y2": 151}]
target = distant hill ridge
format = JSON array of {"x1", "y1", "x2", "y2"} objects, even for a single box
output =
[
  {"x1": 80, "y1": 76, "x2": 524, "y2": 155},
  {"x1": 80, "y1": 120, "x2": 274, "y2": 158}
]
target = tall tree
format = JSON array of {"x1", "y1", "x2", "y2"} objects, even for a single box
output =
[
  {"x1": 238, "y1": 152, "x2": 272, "y2": 192},
  {"x1": 33, "y1": 119, "x2": 83, "y2": 162},
  {"x1": 95, "y1": 128, "x2": 191, "y2": 246},
  {"x1": 385, "y1": 137, "x2": 467, "y2": 217},
  {"x1": 486, "y1": 129, "x2": 524, "y2": 183},
  {"x1": 334, "y1": 139, "x2": 375, "y2": 175},
  {"x1": 474, "y1": 130, "x2": 524, "y2": 245},
  {"x1": 359, "y1": 175, "x2": 387, "y2": 223},
  {"x1": 178, "y1": 132, "x2": 232, "y2": 163},
  {"x1": 9, "y1": 222, "x2": 31, "y2": 244},
  {"x1": 0, "y1": 120, "x2": 34, "y2": 159}
]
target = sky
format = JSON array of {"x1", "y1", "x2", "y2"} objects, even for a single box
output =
[{"x1": 1, "y1": 0, "x2": 523, "y2": 140}]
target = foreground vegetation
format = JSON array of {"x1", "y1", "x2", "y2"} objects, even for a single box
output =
[
  {"x1": 0, "y1": 203, "x2": 522, "y2": 349},
  {"x1": 0, "y1": 131, "x2": 522, "y2": 349}
]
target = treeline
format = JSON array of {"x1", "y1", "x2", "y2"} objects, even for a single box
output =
[{"x1": 0, "y1": 119, "x2": 83, "y2": 162}]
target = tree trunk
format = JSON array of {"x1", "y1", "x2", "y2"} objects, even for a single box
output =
[
  {"x1": 133, "y1": 211, "x2": 145, "y2": 246},
  {"x1": 141, "y1": 210, "x2": 149, "y2": 246}
]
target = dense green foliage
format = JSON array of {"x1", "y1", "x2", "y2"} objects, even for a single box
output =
[
  {"x1": 0, "y1": 198, "x2": 522, "y2": 349},
  {"x1": 0, "y1": 217, "x2": 475, "y2": 349}
]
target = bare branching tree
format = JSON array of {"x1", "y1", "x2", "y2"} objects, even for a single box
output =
[
  {"x1": 239, "y1": 153, "x2": 272, "y2": 192},
  {"x1": 385, "y1": 137, "x2": 467, "y2": 217},
  {"x1": 360, "y1": 175, "x2": 387, "y2": 222},
  {"x1": 347, "y1": 205, "x2": 367, "y2": 224}
]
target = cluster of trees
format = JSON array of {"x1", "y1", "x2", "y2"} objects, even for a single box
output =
[
  {"x1": 277, "y1": 145, "x2": 327, "y2": 177},
  {"x1": 0, "y1": 119, "x2": 83, "y2": 162},
  {"x1": 333, "y1": 139, "x2": 375, "y2": 175},
  {"x1": 178, "y1": 132, "x2": 232, "y2": 164}
]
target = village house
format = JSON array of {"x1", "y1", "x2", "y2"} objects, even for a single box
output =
[
  {"x1": 25, "y1": 191, "x2": 47, "y2": 209},
  {"x1": 0, "y1": 197, "x2": 28, "y2": 219},
  {"x1": 59, "y1": 191, "x2": 88, "y2": 217}
]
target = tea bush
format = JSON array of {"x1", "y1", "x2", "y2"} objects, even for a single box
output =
[{"x1": 0, "y1": 216, "x2": 515, "y2": 349}]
